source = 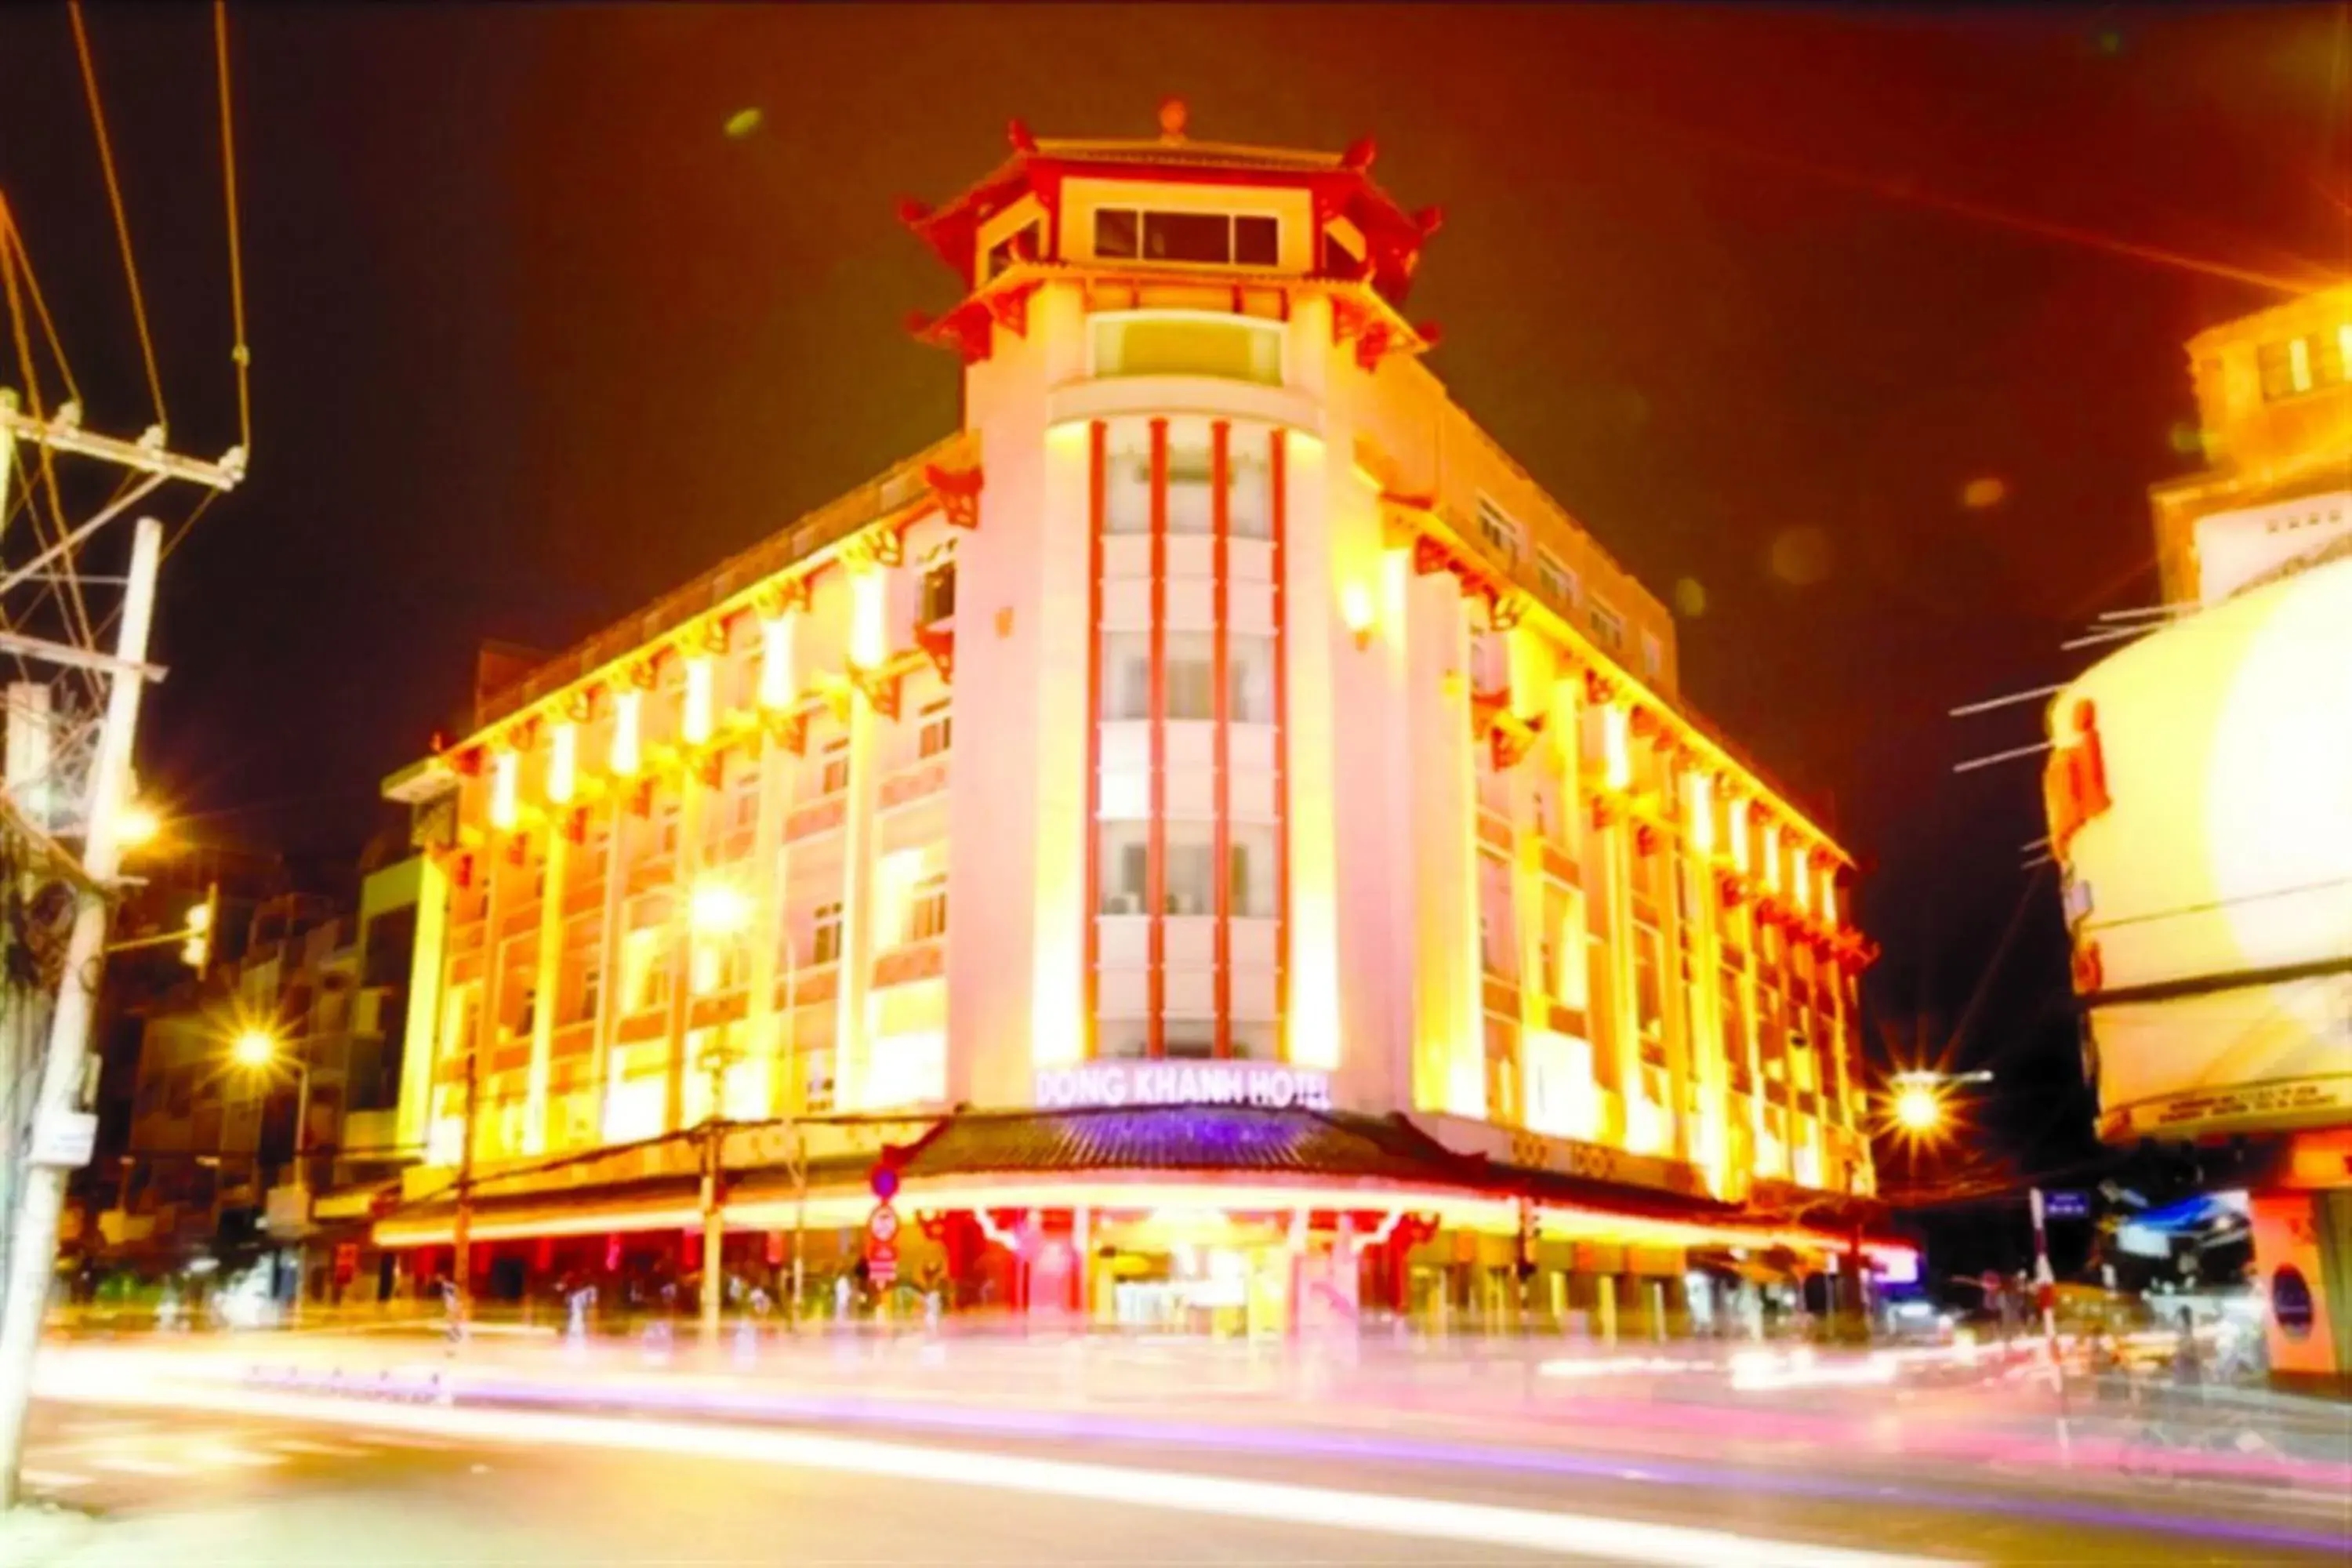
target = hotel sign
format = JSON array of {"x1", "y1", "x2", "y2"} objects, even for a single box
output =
[{"x1": 1034, "y1": 1062, "x2": 1334, "y2": 1112}]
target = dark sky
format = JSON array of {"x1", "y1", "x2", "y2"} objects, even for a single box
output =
[{"x1": 4, "y1": 5, "x2": 2347, "y2": 1172}]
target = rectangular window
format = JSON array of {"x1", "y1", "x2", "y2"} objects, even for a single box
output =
[
  {"x1": 1105, "y1": 429, "x2": 1153, "y2": 533},
  {"x1": 1641, "y1": 631, "x2": 1663, "y2": 681},
  {"x1": 1230, "y1": 824, "x2": 1277, "y2": 918},
  {"x1": 1098, "y1": 822, "x2": 1149, "y2": 915},
  {"x1": 917, "y1": 699, "x2": 952, "y2": 758},
  {"x1": 1475, "y1": 497, "x2": 1522, "y2": 566},
  {"x1": 810, "y1": 901, "x2": 844, "y2": 965},
  {"x1": 1227, "y1": 446, "x2": 1272, "y2": 539},
  {"x1": 2259, "y1": 337, "x2": 2314, "y2": 401},
  {"x1": 1102, "y1": 632, "x2": 1152, "y2": 721},
  {"x1": 1588, "y1": 601, "x2": 1627, "y2": 652},
  {"x1": 1167, "y1": 442, "x2": 1214, "y2": 534},
  {"x1": 921, "y1": 558, "x2": 956, "y2": 624},
  {"x1": 578, "y1": 951, "x2": 602, "y2": 1024},
  {"x1": 1633, "y1": 923, "x2": 1664, "y2": 1044},
  {"x1": 1479, "y1": 854, "x2": 1516, "y2": 977},
  {"x1": 1228, "y1": 633, "x2": 1275, "y2": 724},
  {"x1": 819, "y1": 740, "x2": 849, "y2": 797},
  {"x1": 656, "y1": 802, "x2": 682, "y2": 858},
  {"x1": 1537, "y1": 551, "x2": 1577, "y2": 608},
  {"x1": 1164, "y1": 632, "x2": 1215, "y2": 720},
  {"x1": 1098, "y1": 209, "x2": 1282, "y2": 269},
  {"x1": 1164, "y1": 822, "x2": 1215, "y2": 916},
  {"x1": 985, "y1": 221, "x2": 1038, "y2": 281},
  {"x1": 1469, "y1": 628, "x2": 1509, "y2": 694},
  {"x1": 621, "y1": 927, "x2": 669, "y2": 1014},
  {"x1": 1094, "y1": 208, "x2": 1139, "y2": 260},
  {"x1": 1145, "y1": 210, "x2": 1232, "y2": 263},
  {"x1": 906, "y1": 873, "x2": 948, "y2": 942},
  {"x1": 730, "y1": 775, "x2": 760, "y2": 833},
  {"x1": 1233, "y1": 214, "x2": 1278, "y2": 267}
]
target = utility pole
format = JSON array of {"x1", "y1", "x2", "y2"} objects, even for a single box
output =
[
  {"x1": 448, "y1": 1036, "x2": 478, "y2": 1341},
  {"x1": 0, "y1": 517, "x2": 161, "y2": 1507}
]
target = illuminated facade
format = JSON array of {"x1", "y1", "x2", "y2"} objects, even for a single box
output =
[
  {"x1": 2049, "y1": 284, "x2": 2351, "y2": 1392},
  {"x1": 377, "y1": 108, "x2": 1886, "y2": 1330}
]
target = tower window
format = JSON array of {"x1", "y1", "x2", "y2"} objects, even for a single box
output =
[
  {"x1": 1093, "y1": 207, "x2": 1283, "y2": 269},
  {"x1": 1145, "y1": 211, "x2": 1233, "y2": 263},
  {"x1": 1234, "y1": 215, "x2": 1278, "y2": 266},
  {"x1": 1095, "y1": 209, "x2": 1140, "y2": 259}
]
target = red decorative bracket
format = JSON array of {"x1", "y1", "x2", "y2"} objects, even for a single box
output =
[
  {"x1": 754, "y1": 576, "x2": 813, "y2": 623},
  {"x1": 626, "y1": 778, "x2": 655, "y2": 818},
  {"x1": 561, "y1": 808, "x2": 588, "y2": 845},
  {"x1": 983, "y1": 280, "x2": 1040, "y2": 339},
  {"x1": 564, "y1": 689, "x2": 596, "y2": 724},
  {"x1": 1411, "y1": 534, "x2": 1454, "y2": 578},
  {"x1": 915, "y1": 621, "x2": 956, "y2": 681},
  {"x1": 1716, "y1": 868, "x2": 1751, "y2": 909},
  {"x1": 765, "y1": 710, "x2": 809, "y2": 756},
  {"x1": 1584, "y1": 669, "x2": 1617, "y2": 706},
  {"x1": 1633, "y1": 822, "x2": 1661, "y2": 858},
  {"x1": 1490, "y1": 592, "x2": 1528, "y2": 632},
  {"x1": 1491, "y1": 717, "x2": 1544, "y2": 771},
  {"x1": 694, "y1": 751, "x2": 724, "y2": 790},
  {"x1": 855, "y1": 665, "x2": 903, "y2": 721},
  {"x1": 924, "y1": 462, "x2": 985, "y2": 530}
]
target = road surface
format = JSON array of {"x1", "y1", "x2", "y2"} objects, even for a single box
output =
[{"x1": 9, "y1": 1374, "x2": 2347, "y2": 1566}]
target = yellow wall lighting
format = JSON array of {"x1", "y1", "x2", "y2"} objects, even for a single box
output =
[
  {"x1": 611, "y1": 689, "x2": 643, "y2": 777},
  {"x1": 1687, "y1": 771, "x2": 1715, "y2": 856},
  {"x1": 683, "y1": 655, "x2": 715, "y2": 746},
  {"x1": 1340, "y1": 581, "x2": 1375, "y2": 649},
  {"x1": 850, "y1": 568, "x2": 887, "y2": 670},
  {"x1": 1761, "y1": 822, "x2": 1782, "y2": 894},
  {"x1": 489, "y1": 749, "x2": 520, "y2": 831},
  {"x1": 1729, "y1": 797, "x2": 1751, "y2": 873},
  {"x1": 547, "y1": 721, "x2": 578, "y2": 806},
  {"x1": 1602, "y1": 703, "x2": 1632, "y2": 792},
  {"x1": 760, "y1": 613, "x2": 795, "y2": 710}
]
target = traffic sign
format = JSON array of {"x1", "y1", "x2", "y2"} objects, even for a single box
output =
[
  {"x1": 866, "y1": 1201, "x2": 901, "y2": 1285},
  {"x1": 2042, "y1": 1189, "x2": 2091, "y2": 1220}
]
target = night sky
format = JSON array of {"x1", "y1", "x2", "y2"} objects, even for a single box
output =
[{"x1": 3, "y1": 5, "x2": 2346, "y2": 1184}]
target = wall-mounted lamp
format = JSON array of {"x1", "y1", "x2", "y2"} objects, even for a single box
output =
[{"x1": 1340, "y1": 583, "x2": 1375, "y2": 650}]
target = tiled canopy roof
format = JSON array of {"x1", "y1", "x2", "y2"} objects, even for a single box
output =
[{"x1": 899, "y1": 1105, "x2": 1465, "y2": 1183}]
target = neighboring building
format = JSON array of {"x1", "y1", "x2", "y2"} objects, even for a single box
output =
[
  {"x1": 2048, "y1": 284, "x2": 2352, "y2": 1394},
  {"x1": 376, "y1": 107, "x2": 1890, "y2": 1334},
  {"x1": 113, "y1": 853, "x2": 424, "y2": 1301}
]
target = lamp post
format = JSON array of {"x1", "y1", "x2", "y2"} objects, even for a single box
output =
[
  {"x1": 688, "y1": 877, "x2": 753, "y2": 1342},
  {"x1": 230, "y1": 1027, "x2": 311, "y2": 1312}
]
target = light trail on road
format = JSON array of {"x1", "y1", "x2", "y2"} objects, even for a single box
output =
[{"x1": 35, "y1": 1360, "x2": 1964, "y2": 1568}]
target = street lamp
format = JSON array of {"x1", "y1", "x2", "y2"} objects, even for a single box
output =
[
  {"x1": 229, "y1": 1027, "x2": 310, "y2": 1192},
  {"x1": 1893, "y1": 1083, "x2": 1943, "y2": 1134},
  {"x1": 115, "y1": 801, "x2": 161, "y2": 851}
]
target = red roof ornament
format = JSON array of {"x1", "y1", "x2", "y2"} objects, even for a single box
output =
[
  {"x1": 1007, "y1": 118, "x2": 1036, "y2": 154},
  {"x1": 1342, "y1": 136, "x2": 1377, "y2": 171},
  {"x1": 1414, "y1": 205, "x2": 1446, "y2": 237},
  {"x1": 1157, "y1": 96, "x2": 1189, "y2": 143},
  {"x1": 895, "y1": 197, "x2": 932, "y2": 229}
]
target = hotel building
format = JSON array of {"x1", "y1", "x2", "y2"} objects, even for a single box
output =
[{"x1": 373, "y1": 106, "x2": 1890, "y2": 1332}]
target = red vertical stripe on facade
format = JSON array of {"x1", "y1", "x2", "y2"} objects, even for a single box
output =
[
  {"x1": 1270, "y1": 427, "x2": 1290, "y2": 1064},
  {"x1": 1210, "y1": 420, "x2": 1232, "y2": 1058},
  {"x1": 1083, "y1": 421, "x2": 1106, "y2": 1059},
  {"x1": 1147, "y1": 418, "x2": 1169, "y2": 1058}
]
